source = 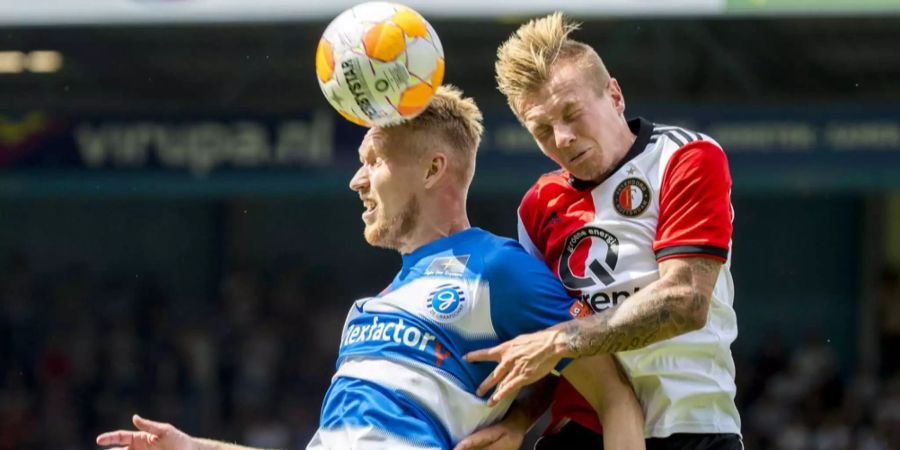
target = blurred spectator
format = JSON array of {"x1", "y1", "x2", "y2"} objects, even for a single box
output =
[
  {"x1": 1, "y1": 251, "x2": 894, "y2": 449},
  {"x1": 879, "y1": 267, "x2": 900, "y2": 377}
]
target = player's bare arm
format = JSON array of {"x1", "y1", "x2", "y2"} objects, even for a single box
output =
[
  {"x1": 468, "y1": 256, "x2": 721, "y2": 404},
  {"x1": 459, "y1": 354, "x2": 645, "y2": 450},
  {"x1": 563, "y1": 256, "x2": 721, "y2": 357},
  {"x1": 562, "y1": 355, "x2": 645, "y2": 450},
  {"x1": 194, "y1": 438, "x2": 278, "y2": 450},
  {"x1": 96, "y1": 414, "x2": 277, "y2": 450}
]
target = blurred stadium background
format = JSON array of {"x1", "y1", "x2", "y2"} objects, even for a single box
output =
[{"x1": 1, "y1": 0, "x2": 900, "y2": 448}]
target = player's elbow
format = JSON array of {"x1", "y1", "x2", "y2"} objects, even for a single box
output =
[{"x1": 677, "y1": 289, "x2": 710, "y2": 332}]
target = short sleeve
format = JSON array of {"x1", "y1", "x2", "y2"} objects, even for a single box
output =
[
  {"x1": 485, "y1": 242, "x2": 586, "y2": 371},
  {"x1": 653, "y1": 140, "x2": 733, "y2": 262}
]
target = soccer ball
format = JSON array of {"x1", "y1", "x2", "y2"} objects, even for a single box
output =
[{"x1": 315, "y1": 2, "x2": 445, "y2": 127}]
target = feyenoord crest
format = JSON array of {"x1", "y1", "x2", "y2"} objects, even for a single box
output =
[{"x1": 613, "y1": 178, "x2": 651, "y2": 217}]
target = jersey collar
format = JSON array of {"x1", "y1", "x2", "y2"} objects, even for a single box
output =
[
  {"x1": 400, "y1": 227, "x2": 481, "y2": 268},
  {"x1": 568, "y1": 117, "x2": 653, "y2": 191}
]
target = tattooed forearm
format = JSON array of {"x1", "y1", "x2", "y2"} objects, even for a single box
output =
[{"x1": 561, "y1": 257, "x2": 721, "y2": 358}]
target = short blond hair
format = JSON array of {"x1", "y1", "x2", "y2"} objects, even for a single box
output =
[
  {"x1": 386, "y1": 85, "x2": 484, "y2": 189},
  {"x1": 496, "y1": 12, "x2": 610, "y2": 115}
]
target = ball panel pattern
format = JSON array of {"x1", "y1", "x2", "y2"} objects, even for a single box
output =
[
  {"x1": 363, "y1": 22, "x2": 405, "y2": 63},
  {"x1": 316, "y1": 2, "x2": 445, "y2": 127},
  {"x1": 315, "y1": 39, "x2": 335, "y2": 83},
  {"x1": 391, "y1": 7, "x2": 428, "y2": 38}
]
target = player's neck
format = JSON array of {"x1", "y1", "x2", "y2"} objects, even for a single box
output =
[
  {"x1": 589, "y1": 121, "x2": 637, "y2": 184},
  {"x1": 398, "y1": 197, "x2": 470, "y2": 254}
]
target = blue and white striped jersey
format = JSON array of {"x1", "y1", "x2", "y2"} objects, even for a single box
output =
[{"x1": 307, "y1": 227, "x2": 580, "y2": 449}]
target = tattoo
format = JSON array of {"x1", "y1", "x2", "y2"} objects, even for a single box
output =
[{"x1": 564, "y1": 257, "x2": 721, "y2": 358}]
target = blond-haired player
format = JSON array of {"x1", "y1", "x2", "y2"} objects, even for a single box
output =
[
  {"x1": 463, "y1": 13, "x2": 743, "y2": 450},
  {"x1": 95, "y1": 86, "x2": 644, "y2": 450}
]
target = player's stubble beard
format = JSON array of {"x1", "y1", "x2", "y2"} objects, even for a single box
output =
[{"x1": 364, "y1": 195, "x2": 420, "y2": 251}]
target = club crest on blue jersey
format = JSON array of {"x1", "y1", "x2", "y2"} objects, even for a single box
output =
[
  {"x1": 425, "y1": 283, "x2": 467, "y2": 323},
  {"x1": 424, "y1": 255, "x2": 469, "y2": 277}
]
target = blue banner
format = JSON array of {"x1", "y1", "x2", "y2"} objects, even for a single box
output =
[{"x1": 1, "y1": 105, "x2": 898, "y2": 195}]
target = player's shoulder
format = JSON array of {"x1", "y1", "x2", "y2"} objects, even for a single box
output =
[
  {"x1": 526, "y1": 169, "x2": 571, "y2": 195},
  {"x1": 467, "y1": 229, "x2": 540, "y2": 272},
  {"x1": 648, "y1": 123, "x2": 728, "y2": 174},
  {"x1": 651, "y1": 123, "x2": 716, "y2": 147},
  {"x1": 521, "y1": 169, "x2": 572, "y2": 212},
  {"x1": 466, "y1": 229, "x2": 559, "y2": 298},
  {"x1": 468, "y1": 228, "x2": 526, "y2": 258},
  {"x1": 650, "y1": 123, "x2": 724, "y2": 154}
]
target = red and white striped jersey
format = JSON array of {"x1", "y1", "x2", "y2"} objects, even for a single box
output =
[{"x1": 517, "y1": 118, "x2": 740, "y2": 438}]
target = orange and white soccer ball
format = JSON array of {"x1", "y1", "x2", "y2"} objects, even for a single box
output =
[{"x1": 315, "y1": 2, "x2": 445, "y2": 127}]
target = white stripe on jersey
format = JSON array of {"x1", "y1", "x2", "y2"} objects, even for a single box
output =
[
  {"x1": 517, "y1": 212, "x2": 544, "y2": 260},
  {"x1": 307, "y1": 427, "x2": 441, "y2": 450},
  {"x1": 649, "y1": 124, "x2": 703, "y2": 147},
  {"x1": 335, "y1": 358, "x2": 514, "y2": 444},
  {"x1": 357, "y1": 277, "x2": 497, "y2": 341}
]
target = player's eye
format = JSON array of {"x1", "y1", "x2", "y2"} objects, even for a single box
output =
[{"x1": 534, "y1": 126, "x2": 552, "y2": 140}]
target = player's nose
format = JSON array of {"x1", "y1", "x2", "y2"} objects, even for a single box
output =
[
  {"x1": 349, "y1": 166, "x2": 369, "y2": 192},
  {"x1": 553, "y1": 123, "x2": 576, "y2": 148}
]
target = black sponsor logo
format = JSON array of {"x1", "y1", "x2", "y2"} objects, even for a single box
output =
[
  {"x1": 581, "y1": 286, "x2": 640, "y2": 311},
  {"x1": 558, "y1": 226, "x2": 619, "y2": 291}
]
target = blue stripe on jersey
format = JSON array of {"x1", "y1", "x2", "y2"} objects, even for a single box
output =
[
  {"x1": 322, "y1": 228, "x2": 579, "y2": 445},
  {"x1": 354, "y1": 228, "x2": 578, "y2": 390},
  {"x1": 320, "y1": 376, "x2": 452, "y2": 449}
]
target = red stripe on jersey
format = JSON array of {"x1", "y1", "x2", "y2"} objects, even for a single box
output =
[
  {"x1": 653, "y1": 140, "x2": 733, "y2": 259},
  {"x1": 519, "y1": 171, "x2": 597, "y2": 280},
  {"x1": 544, "y1": 379, "x2": 603, "y2": 436},
  {"x1": 519, "y1": 171, "x2": 604, "y2": 435}
]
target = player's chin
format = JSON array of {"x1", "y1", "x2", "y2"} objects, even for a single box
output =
[
  {"x1": 363, "y1": 222, "x2": 392, "y2": 249},
  {"x1": 567, "y1": 164, "x2": 599, "y2": 183},
  {"x1": 363, "y1": 224, "x2": 380, "y2": 245}
]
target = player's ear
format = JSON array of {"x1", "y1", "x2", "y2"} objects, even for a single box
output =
[
  {"x1": 607, "y1": 78, "x2": 625, "y2": 113},
  {"x1": 423, "y1": 152, "x2": 448, "y2": 189}
]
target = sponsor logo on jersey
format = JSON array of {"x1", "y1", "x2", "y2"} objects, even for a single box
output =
[
  {"x1": 559, "y1": 226, "x2": 619, "y2": 292},
  {"x1": 425, "y1": 283, "x2": 467, "y2": 323},
  {"x1": 580, "y1": 286, "x2": 641, "y2": 311},
  {"x1": 341, "y1": 315, "x2": 451, "y2": 366},
  {"x1": 613, "y1": 177, "x2": 651, "y2": 217},
  {"x1": 424, "y1": 255, "x2": 469, "y2": 277}
]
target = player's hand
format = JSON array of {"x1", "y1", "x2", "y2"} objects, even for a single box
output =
[
  {"x1": 465, "y1": 328, "x2": 568, "y2": 406},
  {"x1": 96, "y1": 414, "x2": 195, "y2": 450},
  {"x1": 452, "y1": 420, "x2": 525, "y2": 450}
]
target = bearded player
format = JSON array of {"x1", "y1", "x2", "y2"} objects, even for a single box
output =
[{"x1": 95, "y1": 86, "x2": 644, "y2": 450}]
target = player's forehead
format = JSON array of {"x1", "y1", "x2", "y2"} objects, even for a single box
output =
[
  {"x1": 520, "y1": 94, "x2": 578, "y2": 128},
  {"x1": 358, "y1": 129, "x2": 385, "y2": 159},
  {"x1": 520, "y1": 67, "x2": 586, "y2": 125},
  {"x1": 358, "y1": 127, "x2": 411, "y2": 160}
]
